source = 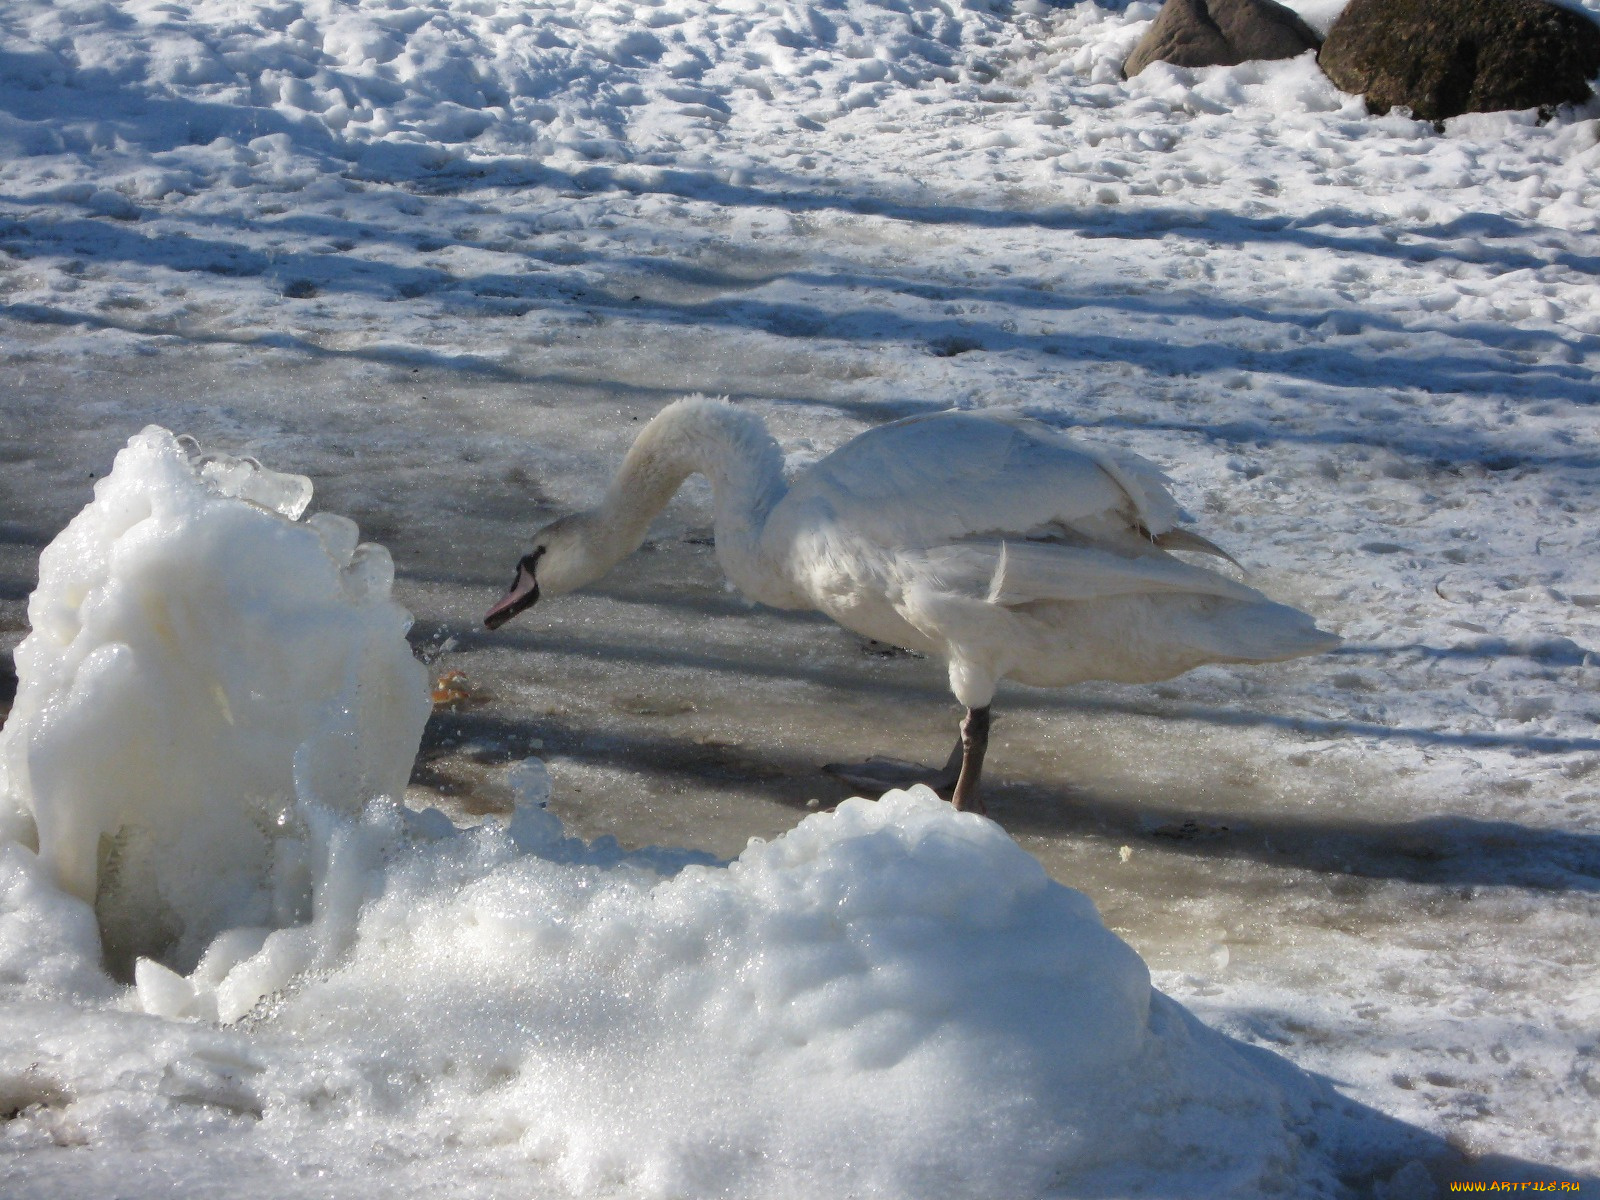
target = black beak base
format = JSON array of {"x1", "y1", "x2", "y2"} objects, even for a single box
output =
[{"x1": 484, "y1": 554, "x2": 542, "y2": 630}]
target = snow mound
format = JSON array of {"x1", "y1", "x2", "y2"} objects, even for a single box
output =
[
  {"x1": 0, "y1": 787, "x2": 1345, "y2": 1198},
  {"x1": 0, "y1": 426, "x2": 432, "y2": 973},
  {"x1": 240, "y1": 787, "x2": 1344, "y2": 1198}
]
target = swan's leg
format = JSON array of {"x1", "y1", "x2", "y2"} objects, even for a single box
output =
[
  {"x1": 821, "y1": 707, "x2": 990, "y2": 811},
  {"x1": 949, "y1": 705, "x2": 991, "y2": 814}
]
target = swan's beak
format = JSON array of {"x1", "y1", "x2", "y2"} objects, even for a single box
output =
[{"x1": 484, "y1": 554, "x2": 541, "y2": 630}]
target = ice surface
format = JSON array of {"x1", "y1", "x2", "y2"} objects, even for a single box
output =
[{"x1": 3, "y1": 0, "x2": 1599, "y2": 1190}]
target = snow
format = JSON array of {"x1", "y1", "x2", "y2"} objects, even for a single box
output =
[{"x1": 2, "y1": 0, "x2": 1599, "y2": 1193}]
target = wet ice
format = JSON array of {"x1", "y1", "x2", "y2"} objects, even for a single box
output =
[{"x1": 2, "y1": 0, "x2": 1599, "y2": 1190}]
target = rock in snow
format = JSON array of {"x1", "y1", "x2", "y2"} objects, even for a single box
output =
[
  {"x1": 1123, "y1": 0, "x2": 1322, "y2": 79},
  {"x1": 1318, "y1": 0, "x2": 1600, "y2": 120}
]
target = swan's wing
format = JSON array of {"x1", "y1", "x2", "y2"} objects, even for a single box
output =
[
  {"x1": 789, "y1": 410, "x2": 1188, "y2": 550},
  {"x1": 916, "y1": 539, "x2": 1265, "y2": 607}
]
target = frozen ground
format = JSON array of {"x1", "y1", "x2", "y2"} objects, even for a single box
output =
[{"x1": 2, "y1": 0, "x2": 1599, "y2": 1194}]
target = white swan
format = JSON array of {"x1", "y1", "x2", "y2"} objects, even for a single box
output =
[{"x1": 486, "y1": 396, "x2": 1339, "y2": 811}]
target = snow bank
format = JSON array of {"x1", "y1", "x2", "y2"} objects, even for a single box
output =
[
  {"x1": 0, "y1": 427, "x2": 431, "y2": 972},
  {"x1": 0, "y1": 435, "x2": 1348, "y2": 1196}
]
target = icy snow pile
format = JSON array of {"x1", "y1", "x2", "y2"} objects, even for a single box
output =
[
  {"x1": 0, "y1": 788, "x2": 1352, "y2": 1198},
  {"x1": 0, "y1": 427, "x2": 432, "y2": 975},
  {"x1": 0, "y1": 434, "x2": 1356, "y2": 1197},
  {"x1": 238, "y1": 788, "x2": 1349, "y2": 1198}
]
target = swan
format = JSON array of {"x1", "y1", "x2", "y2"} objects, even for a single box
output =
[{"x1": 485, "y1": 396, "x2": 1339, "y2": 812}]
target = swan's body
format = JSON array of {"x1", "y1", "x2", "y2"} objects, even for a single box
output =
[{"x1": 487, "y1": 397, "x2": 1339, "y2": 809}]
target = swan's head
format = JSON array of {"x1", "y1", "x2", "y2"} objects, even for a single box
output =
[{"x1": 484, "y1": 513, "x2": 612, "y2": 630}]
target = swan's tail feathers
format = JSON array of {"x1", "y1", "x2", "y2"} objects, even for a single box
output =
[
  {"x1": 1180, "y1": 598, "x2": 1342, "y2": 664},
  {"x1": 1151, "y1": 528, "x2": 1244, "y2": 572}
]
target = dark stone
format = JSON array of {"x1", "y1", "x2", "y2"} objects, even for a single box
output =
[
  {"x1": 1123, "y1": 0, "x2": 1322, "y2": 78},
  {"x1": 1319, "y1": 0, "x2": 1600, "y2": 121}
]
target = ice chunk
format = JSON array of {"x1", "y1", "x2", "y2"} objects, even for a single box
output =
[
  {"x1": 306, "y1": 511, "x2": 360, "y2": 566},
  {"x1": 507, "y1": 756, "x2": 552, "y2": 808},
  {"x1": 342, "y1": 541, "x2": 395, "y2": 601},
  {"x1": 0, "y1": 841, "x2": 116, "y2": 1004},
  {"x1": 133, "y1": 957, "x2": 198, "y2": 1020},
  {"x1": 179, "y1": 435, "x2": 313, "y2": 520}
]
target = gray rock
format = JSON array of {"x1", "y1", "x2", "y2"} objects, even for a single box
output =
[
  {"x1": 1319, "y1": 0, "x2": 1600, "y2": 121},
  {"x1": 1123, "y1": 0, "x2": 1322, "y2": 79}
]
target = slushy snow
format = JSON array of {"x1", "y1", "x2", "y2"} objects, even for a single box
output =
[{"x1": 0, "y1": 431, "x2": 1358, "y2": 1198}]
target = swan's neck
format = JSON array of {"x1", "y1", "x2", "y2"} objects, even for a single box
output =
[{"x1": 593, "y1": 398, "x2": 797, "y2": 606}]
